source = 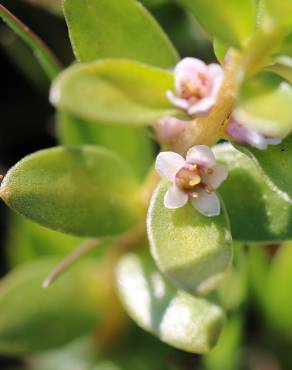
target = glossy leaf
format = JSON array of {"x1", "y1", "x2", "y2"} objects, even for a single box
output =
[
  {"x1": 238, "y1": 72, "x2": 292, "y2": 138},
  {"x1": 238, "y1": 135, "x2": 292, "y2": 201},
  {"x1": 175, "y1": 0, "x2": 256, "y2": 47},
  {"x1": 267, "y1": 57, "x2": 292, "y2": 83},
  {"x1": 147, "y1": 182, "x2": 232, "y2": 295},
  {"x1": 213, "y1": 39, "x2": 229, "y2": 65},
  {"x1": 51, "y1": 59, "x2": 180, "y2": 127},
  {"x1": 0, "y1": 146, "x2": 141, "y2": 237},
  {"x1": 214, "y1": 143, "x2": 292, "y2": 242},
  {"x1": 116, "y1": 251, "x2": 225, "y2": 353},
  {"x1": 58, "y1": 112, "x2": 154, "y2": 180},
  {"x1": 0, "y1": 258, "x2": 101, "y2": 355},
  {"x1": 63, "y1": 0, "x2": 179, "y2": 67}
]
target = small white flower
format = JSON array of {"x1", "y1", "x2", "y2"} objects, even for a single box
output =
[
  {"x1": 226, "y1": 110, "x2": 282, "y2": 150},
  {"x1": 167, "y1": 58, "x2": 224, "y2": 117},
  {"x1": 155, "y1": 145, "x2": 228, "y2": 217}
]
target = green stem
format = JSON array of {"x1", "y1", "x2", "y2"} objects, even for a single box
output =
[{"x1": 0, "y1": 4, "x2": 62, "y2": 80}]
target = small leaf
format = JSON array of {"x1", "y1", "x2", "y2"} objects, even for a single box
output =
[
  {"x1": 238, "y1": 72, "x2": 292, "y2": 138},
  {"x1": 63, "y1": 0, "x2": 179, "y2": 67},
  {"x1": 203, "y1": 315, "x2": 242, "y2": 370},
  {"x1": 214, "y1": 143, "x2": 292, "y2": 242},
  {"x1": 58, "y1": 112, "x2": 154, "y2": 180},
  {"x1": 265, "y1": 0, "x2": 292, "y2": 28},
  {"x1": 213, "y1": 39, "x2": 229, "y2": 65},
  {"x1": 147, "y1": 182, "x2": 232, "y2": 295},
  {"x1": 175, "y1": 0, "x2": 257, "y2": 47},
  {"x1": 116, "y1": 251, "x2": 225, "y2": 353},
  {"x1": 1, "y1": 146, "x2": 142, "y2": 237},
  {"x1": 51, "y1": 59, "x2": 180, "y2": 127},
  {"x1": 237, "y1": 135, "x2": 292, "y2": 202},
  {"x1": 0, "y1": 258, "x2": 101, "y2": 355}
]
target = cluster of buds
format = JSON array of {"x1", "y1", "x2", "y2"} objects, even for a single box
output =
[{"x1": 154, "y1": 57, "x2": 284, "y2": 216}]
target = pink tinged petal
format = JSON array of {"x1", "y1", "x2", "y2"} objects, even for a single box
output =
[
  {"x1": 191, "y1": 189, "x2": 220, "y2": 217},
  {"x1": 187, "y1": 96, "x2": 216, "y2": 116},
  {"x1": 174, "y1": 57, "x2": 207, "y2": 76},
  {"x1": 203, "y1": 164, "x2": 228, "y2": 189},
  {"x1": 208, "y1": 64, "x2": 224, "y2": 97},
  {"x1": 166, "y1": 90, "x2": 189, "y2": 110},
  {"x1": 186, "y1": 145, "x2": 216, "y2": 167},
  {"x1": 164, "y1": 184, "x2": 188, "y2": 209},
  {"x1": 155, "y1": 152, "x2": 185, "y2": 180}
]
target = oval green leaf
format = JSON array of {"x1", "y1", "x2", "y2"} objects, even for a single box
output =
[
  {"x1": 63, "y1": 0, "x2": 179, "y2": 67},
  {"x1": 237, "y1": 135, "x2": 292, "y2": 202},
  {"x1": 51, "y1": 59, "x2": 181, "y2": 127},
  {"x1": 116, "y1": 251, "x2": 225, "y2": 353},
  {"x1": 0, "y1": 258, "x2": 101, "y2": 355},
  {"x1": 238, "y1": 72, "x2": 292, "y2": 138},
  {"x1": 147, "y1": 182, "x2": 233, "y2": 295},
  {"x1": 58, "y1": 112, "x2": 154, "y2": 180},
  {"x1": 175, "y1": 0, "x2": 256, "y2": 47},
  {"x1": 214, "y1": 143, "x2": 292, "y2": 242},
  {"x1": 0, "y1": 146, "x2": 142, "y2": 237}
]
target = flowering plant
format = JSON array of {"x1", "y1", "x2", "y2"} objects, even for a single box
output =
[{"x1": 1, "y1": 0, "x2": 292, "y2": 368}]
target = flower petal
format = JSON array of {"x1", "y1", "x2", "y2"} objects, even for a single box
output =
[
  {"x1": 188, "y1": 96, "x2": 216, "y2": 116},
  {"x1": 191, "y1": 189, "x2": 220, "y2": 217},
  {"x1": 203, "y1": 164, "x2": 228, "y2": 189},
  {"x1": 209, "y1": 65, "x2": 224, "y2": 97},
  {"x1": 155, "y1": 152, "x2": 185, "y2": 180},
  {"x1": 164, "y1": 185, "x2": 188, "y2": 209},
  {"x1": 175, "y1": 57, "x2": 207, "y2": 76},
  {"x1": 186, "y1": 145, "x2": 216, "y2": 167},
  {"x1": 166, "y1": 90, "x2": 189, "y2": 110}
]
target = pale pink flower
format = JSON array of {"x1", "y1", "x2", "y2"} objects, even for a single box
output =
[
  {"x1": 226, "y1": 110, "x2": 282, "y2": 150},
  {"x1": 167, "y1": 58, "x2": 224, "y2": 116},
  {"x1": 154, "y1": 117, "x2": 186, "y2": 144},
  {"x1": 155, "y1": 145, "x2": 228, "y2": 217}
]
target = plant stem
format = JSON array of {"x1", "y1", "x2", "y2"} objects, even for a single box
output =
[
  {"x1": 0, "y1": 4, "x2": 62, "y2": 80},
  {"x1": 42, "y1": 238, "x2": 100, "y2": 288}
]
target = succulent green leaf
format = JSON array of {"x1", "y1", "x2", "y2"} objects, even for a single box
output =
[
  {"x1": 116, "y1": 251, "x2": 225, "y2": 354},
  {"x1": 51, "y1": 59, "x2": 180, "y2": 127},
  {"x1": 265, "y1": 0, "x2": 292, "y2": 28},
  {"x1": 0, "y1": 146, "x2": 142, "y2": 237},
  {"x1": 175, "y1": 0, "x2": 257, "y2": 47},
  {"x1": 0, "y1": 258, "x2": 101, "y2": 355},
  {"x1": 203, "y1": 315, "x2": 242, "y2": 370},
  {"x1": 238, "y1": 72, "x2": 292, "y2": 138},
  {"x1": 63, "y1": 0, "x2": 179, "y2": 67},
  {"x1": 237, "y1": 135, "x2": 292, "y2": 202},
  {"x1": 147, "y1": 182, "x2": 233, "y2": 295},
  {"x1": 58, "y1": 112, "x2": 154, "y2": 180},
  {"x1": 267, "y1": 57, "x2": 292, "y2": 83},
  {"x1": 214, "y1": 143, "x2": 292, "y2": 242}
]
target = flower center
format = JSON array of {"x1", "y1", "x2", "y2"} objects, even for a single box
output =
[
  {"x1": 181, "y1": 74, "x2": 210, "y2": 100},
  {"x1": 175, "y1": 163, "x2": 214, "y2": 197}
]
